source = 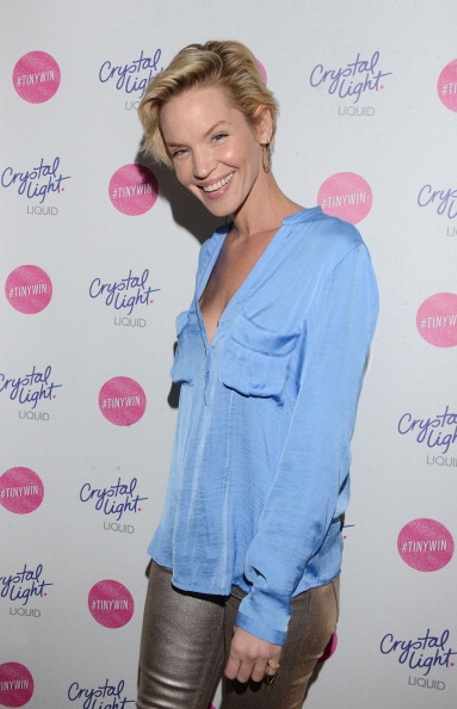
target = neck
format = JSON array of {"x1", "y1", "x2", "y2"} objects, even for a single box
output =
[{"x1": 231, "y1": 172, "x2": 303, "y2": 239}]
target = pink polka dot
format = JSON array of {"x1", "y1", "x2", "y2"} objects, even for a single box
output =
[
  {"x1": 437, "y1": 59, "x2": 457, "y2": 112},
  {"x1": 0, "y1": 468, "x2": 44, "y2": 514},
  {"x1": 88, "y1": 580, "x2": 134, "y2": 628},
  {"x1": 0, "y1": 663, "x2": 34, "y2": 707},
  {"x1": 98, "y1": 377, "x2": 146, "y2": 426},
  {"x1": 397, "y1": 519, "x2": 454, "y2": 572},
  {"x1": 109, "y1": 164, "x2": 158, "y2": 215},
  {"x1": 5, "y1": 265, "x2": 53, "y2": 314},
  {"x1": 13, "y1": 51, "x2": 60, "y2": 103},
  {"x1": 416, "y1": 292, "x2": 457, "y2": 348},
  {"x1": 318, "y1": 172, "x2": 373, "y2": 224},
  {"x1": 256, "y1": 59, "x2": 268, "y2": 84}
]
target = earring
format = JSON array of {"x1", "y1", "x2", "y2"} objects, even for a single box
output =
[{"x1": 262, "y1": 142, "x2": 271, "y2": 173}]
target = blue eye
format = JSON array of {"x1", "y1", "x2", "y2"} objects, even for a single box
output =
[{"x1": 171, "y1": 148, "x2": 187, "y2": 158}]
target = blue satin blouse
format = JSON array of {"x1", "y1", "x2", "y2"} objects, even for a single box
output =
[{"x1": 148, "y1": 207, "x2": 379, "y2": 644}]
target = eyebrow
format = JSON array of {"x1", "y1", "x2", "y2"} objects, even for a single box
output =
[{"x1": 166, "y1": 120, "x2": 230, "y2": 148}]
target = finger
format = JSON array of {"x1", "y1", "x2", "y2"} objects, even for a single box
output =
[
  {"x1": 224, "y1": 654, "x2": 241, "y2": 681},
  {"x1": 250, "y1": 658, "x2": 268, "y2": 683},
  {"x1": 264, "y1": 652, "x2": 281, "y2": 683},
  {"x1": 238, "y1": 663, "x2": 254, "y2": 683}
]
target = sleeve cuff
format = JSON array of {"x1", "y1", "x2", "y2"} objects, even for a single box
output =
[{"x1": 235, "y1": 589, "x2": 290, "y2": 645}]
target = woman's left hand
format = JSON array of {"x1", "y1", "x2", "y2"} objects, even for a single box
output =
[{"x1": 224, "y1": 627, "x2": 283, "y2": 683}]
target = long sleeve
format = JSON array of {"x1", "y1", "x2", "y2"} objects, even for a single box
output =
[{"x1": 235, "y1": 242, "x2": 378, "y2": 644}]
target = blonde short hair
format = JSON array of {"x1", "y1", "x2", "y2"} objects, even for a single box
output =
[{"x1": 138, "y1": 40, "x2": 279, "y2": 166}]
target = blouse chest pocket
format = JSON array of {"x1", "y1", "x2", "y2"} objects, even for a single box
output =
[
  {"x1": 219, "y1": 313, "x2": 299, "y2": 403},
  {"x1": 170, "y1": 310, "x2": 200, "y2": 385}
]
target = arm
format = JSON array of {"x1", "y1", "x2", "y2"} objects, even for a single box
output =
[{"x1": 234, "y1": 242, "x2": 378, "y2": 646}]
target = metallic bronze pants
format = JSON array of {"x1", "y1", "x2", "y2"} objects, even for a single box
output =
[{"x1": 137, "y1": 562, "x2": 339, "y2": 709}]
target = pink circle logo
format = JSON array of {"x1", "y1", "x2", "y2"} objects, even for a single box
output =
[
  {"x1": 0, "y1": 468, "x2": 44, "y2": 514},
  {"x1": 256, "y1": 59, "x2": 268, "y2": 84},
  {"x1": 318, "y1": 172, "x2": 373, "y2": 224},
  {"x1": 416, "y1": 292, "x2": 457, "y2": 347},
  {"x1": 13, "y1": 51, "x2": 60, "y2": 104},
  {"x1": 319, "y1": 632, "x2": 338, "y2": 662},
  {"x1": 99, "y1": 376, "x2": 146, "y2": 426},
  {"x1": 5, "y1": 265, "x2": 53, "y2": 314},
  {"x1": 0, "y1": 663, "x2": 34, "y2": 707},
  {"x1": 109, "y1": 164, "x2": 158, "y2": 215},
  {"x1": 397, "y1": 518, "x2": 454, "y2": 572},
  {"x1": 88, "y1": 579, "x2": 134, "y2": 628},
  {"x1": 437, "y1": 59, "x2": 457, "y2": 112}
]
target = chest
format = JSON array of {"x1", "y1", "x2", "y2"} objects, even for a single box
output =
[{"x1": 199, "y1": 230, "x2": 277, "y2": 344}]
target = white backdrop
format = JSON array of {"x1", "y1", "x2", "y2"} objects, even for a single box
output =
[{"x1": 1, "y1": 1, "x2": 456, "y2": 708}]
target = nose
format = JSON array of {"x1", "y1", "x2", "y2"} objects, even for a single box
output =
[{"x1": 192, "y1": 148, "x2": 215, "y2": 181}]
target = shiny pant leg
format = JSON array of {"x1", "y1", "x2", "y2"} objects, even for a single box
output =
[
  {"x1": 137, "y1": 561, "x2": 226, "y2": 709},
  {"x1": 137, "y1": 561, "x2": 339, "y2": 709}
]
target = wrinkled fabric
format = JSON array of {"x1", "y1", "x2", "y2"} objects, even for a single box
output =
[{"x1": 148, "y1": 207, "x2": 378, "y2": 644}]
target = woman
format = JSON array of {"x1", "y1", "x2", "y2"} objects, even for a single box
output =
[{"x1": 137, "y1": 40, "x2": 378, "y2": 709}]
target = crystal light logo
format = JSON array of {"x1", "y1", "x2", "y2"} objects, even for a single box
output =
[
  {"x1": 89, "y1": 268, "x2": 160, "y2": 316},
  {"x1": 13, "y1": 51, "x2": 60, "y2": 103},
  {"x1": 416, "y1": 293, "x2": 457, "y2": 347},
  {"x1": 68, "y1": 678, "x2": 135, "y2": 709},
  {"x1": 380, "y1": 629, "x2": 456, "y2": 679},
  {"x1": 99, "y1": 377, "x2": 146, "y2": 426},
  {"x1": 417, "y1": 184, "x2": 457, "y2": 220},
  {"x1": 79, "y1": 476, "x2": 148, "y2": 522},
  {"x1": 5, "y1": 265, "x2": 53, "y2": 314},
  {"x1": 0, "y1": 468, "x2": 44, "y2": 514},
  {"x1": 318, "y1": 172, "x2": 373, "y2": 224},
  {"x1": 342, "y1": 522, "x2": 355, "y2": 540},
  {"x1": 437, "y1": 59, "x2": 457, "y2": 112},
  {"x1": 1, "y1": 157, "x2": 71, "y2": 206},
  {"x1": 109, "y1": 164, "x2": 158, "y2": 215},
  {"x1": 0, "y1": 563, "x2": 53, "y2": 606},
  {"x1": 0, "y1": 365, "x2": 62, "y2": 410},
  {"x1": 309, "y1": 51, "x2": 392, "y2": 104},
  {"x1": 397, "y1": 405, "x2": 457, "y2": 456},
  {"x1": 397, "y1": 518, "x2": 454, "y2": 572},
  {"x1": 427, "y1": 455, "x2": 457, "y2": 468},
  {"x1": 0, "y1": 663, "x2": 34, "y2": 707},
  {"x1": 88, "y1": 580, "x2": 134, "y2": 628},
  {"x1": 99, "y1": 49, "x2": 163, "y2": 98}
]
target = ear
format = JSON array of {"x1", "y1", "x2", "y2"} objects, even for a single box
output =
[{"x1": 253, "y1": 104, "x2": 273, "y2": 144}]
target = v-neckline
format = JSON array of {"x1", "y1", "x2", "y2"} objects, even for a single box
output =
[
  {"x1": 195, "y1": 207, "x2": 322, "y2": 348},
  {"x1": 196, "y1": 209, "x2": 309, "y2": 346}
]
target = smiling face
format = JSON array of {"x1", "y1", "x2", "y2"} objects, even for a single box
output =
[{"x1": 159, "y1": 84, "x2": 272, "y2": 219}]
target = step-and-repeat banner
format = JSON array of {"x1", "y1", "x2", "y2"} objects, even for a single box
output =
[{"x1": 1, "y1": 1, "x2": 456, "y2": 707}]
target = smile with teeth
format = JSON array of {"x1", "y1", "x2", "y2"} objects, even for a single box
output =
[{"x1": 202, "y1": 172, "x2": 234, "y2": 193}]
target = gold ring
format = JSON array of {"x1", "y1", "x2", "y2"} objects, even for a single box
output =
[{"x1": 267, "y1": 660, "x2": 280, "y2": 671}]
